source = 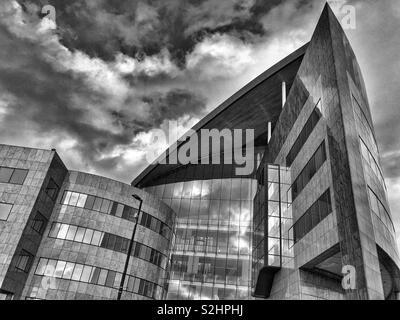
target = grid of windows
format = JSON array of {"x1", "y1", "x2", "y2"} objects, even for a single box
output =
[
  {"x1": 286, "y1": 101, "x2": 322, "y2": 166},
  {"x1": 360, "y1": 138, "x2": 386, "y2": 190},
  {"x1": 0, "y1": 202, "x2": 12, "y2": 221},
  {"x1": 16, "y1": 250, "x2": 34, "y2": 272},
  {"x1": 291, "y1": 141, "x2": 327, "y2": 201},
  {"x1": 0, "y1": 167, "x2": 28, "y2": 185},
  {"x1": 146, "y1": 177, "x2": 257, "y2": 300},
  {"x1": 48, "y1": 222, "x2": 167, "y2": 269},
  {"x1": 30, "y1": 211, "x2": 48, "y2": 235},
  {"x1": 368, "y1": 187, "x2": 395, "y2": 234},
  {"x1": 292, "y1": 189, "x2": 332, "y2": 243},
  {"x1": 61, "y1": 190, "x2": 172, "y2": 240},
  {"x1": 34, "y1": 258, "x2": 164, "y2": 299}
]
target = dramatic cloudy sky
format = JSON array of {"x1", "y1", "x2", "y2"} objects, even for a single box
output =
[{"x1": 0, "y1": 1, "x2": 399, "y2": 242}]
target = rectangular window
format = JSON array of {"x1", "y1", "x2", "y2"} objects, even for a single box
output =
[
  {"x1": 286, "y1": 101, "x2": 322, "y2": 166},
  {"x1": 69, "y1": 192, "x2": 80, "y2": 206},
  {"x1": 65, "y1": 225, "x2": 77, "y2": 241},
  {"x1": 16, "y1": 250, "x2": 33, "y2": 272},
  {"x1": 84, "y1": 195, "x2": 96, "y2": 210},
  {"x1": 105, "y1": 271, "x2": 116, "y2": 287},
  {"x1": 71, "y1": 264, "x2": 84, "y2": 281},
  {"x1": 30, "y1": 211, "x2": 48, "y2": 235},
  {"x1": 45, "y1": 179, "x2": 59, "y2": 201},
  {"x1": 92, "y1": 197, "x2": 103, "y2": 212},
  {"x1": 292, "y1": 189, "x2": 332, "y2": 243},
  {"x1": 74, "y1": 227, "x2": 86, "y2": 242},
  {"x1": 63, "y1": 262, "x2": 75, "y2": 280},
  {"x1": 80, "y1": 265, "x2": 93, "y2": 283},
  {"x1": 291, "y1": 141, "x2": 326, "y2": 201},
  {"x1": 76, "y1": 194, "x2": 87, "y2": 208},
  {"x1": 82, "y1": 229, "x2": 94, "y2": 244},
  {"x1": 0, "y1": 167, "x2": 28, "y2": 185},
  {"x1": 0, "y1": 203, "x2": 12, "y2": 221},
  {"x1": 0, "y1": 167, "x2": 14, "y2": 183}
]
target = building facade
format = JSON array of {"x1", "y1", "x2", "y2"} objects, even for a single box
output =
[
  {"x1": 0, "y1": 145, "x2": 176, "y2": 300},
  {"x1": 132, "y1": 5, "x2": 400, "y2": 300}
]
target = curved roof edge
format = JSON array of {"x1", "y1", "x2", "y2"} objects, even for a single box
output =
[{"x1": 132, "y1": 43, "x2": 309, "y2": 187}]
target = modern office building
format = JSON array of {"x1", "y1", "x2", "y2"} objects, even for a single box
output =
[
  {"x1": 0, "y1": 4, "x2": 399, "y2": 300},
  {"x1": 0, "y1": 145, "x2": 176, "y2": 300},
  {"x1": 132, "y1": 4, "x2": 400, "y2": 300}
]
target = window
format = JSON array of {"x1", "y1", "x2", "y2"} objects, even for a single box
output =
[
  {"x1": 16, "y1": 250, "x2": 33, "y2": 272},
  {"x1": 30, "y1": 211, "x2": 48, "y2": 235},
  {"x1": 45, "y1": 179, "x2": 60, "y2": 201},
  {"x1": 0, "y1": 167, "x2": 28, "y2": 185},
  {"x1": 286, "y1": 101, "x2": 322, "y2": 166},
  {"x1": 34, "y1": 258, "x2": 162, "y2": 298},
  {"x1": 291, "y1": 141, "x2": 326, "y2": 201},
  {"x1": 0, "y1": 167, "x2": 13, "y2": 183},
  {"x1": 59, "y1": 190, "x2": 172, "y2": 239},
  {"x1": 0, "y1": 203, "x2": 12, "y2": 221},
  {"x1": 292, "y1": 189, "x2": 332, "y2": 243}
]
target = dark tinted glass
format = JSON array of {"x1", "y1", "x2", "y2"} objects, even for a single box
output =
[
  {"x1": 0, "y1": 167, "x2": 13, "y2": 183},
  {"x1": 9, "y1": 168, "x2": 28, "y2": 185}
]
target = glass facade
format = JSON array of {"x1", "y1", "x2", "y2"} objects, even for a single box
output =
[
  {"x1": 145, "y1": 176, "x2": 257, "y2": 300},
  {"x1": 252, "y1": 165, "x2": 292, "y2": 291}
]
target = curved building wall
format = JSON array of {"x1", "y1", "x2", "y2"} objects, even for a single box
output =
[{"x1": 21, "y1": 171, "x2": 176, "y2": 300}]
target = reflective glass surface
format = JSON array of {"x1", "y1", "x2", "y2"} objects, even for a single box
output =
[{"x1": 146, "y1": 177, "x2": 257, "y2": 300}]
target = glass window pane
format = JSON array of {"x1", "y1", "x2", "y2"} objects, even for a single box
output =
[
  {"x1": 116, "y1": 204, "x2": 124, "y2": 217},
  {"x1": 9, "y1": 169, "x2": 28, "y2": 184},
  {"x1": 100, "y1": 199, "x2": 111, "y2": 213},
  {"x1": 63, "y1": 262, "x2": 75, "y2": 279},
  {"x1": 105, "y1": 271, "x2": 116, "y2": 287},
  {"x1": 84, "y1": 195, "x2": 96, "y2": 210},
  {"x1": 58, "y1": 224, "x2": 69, "y2": 239},
  {"x1": 91, "y1": 231, "x2": 103, "y2": 246},
  {"x1": 0, "y1": 203, "x2": 12, "y2": 220},
  {"x1": 82, "y1": 229, "x2": 94, "y2": 244},
  {"x1": 76, "y1": 194, "x2": 87, "y2": 208},
  {"x1": 62, "y1": 191, "x2": 72, "y2": 205},
  {"x1": 90, "y1": 267, "x2": 100, "y2": 284},
  {"x1": 69, "y1": 192, "x2": 80, "y2": 206},
  {"x1": 74, "y1": 227, "x2": 86, "y2": 242},
  {"x1": 0, "y1": 167, "x2": 13, "y2": 183},
  {"x1": 35, "y1": 258, "x2": 48, "y2": 275},
  {"x1": 65, "y1": 225, "x2": 77, "y2": 241},
  {"x1": 71, "y1": 264, "x2": 84, "y2": 281},
  {"x1": 93, "y1": 197, "x2": 103, "y2": 211},
  {"x1": 98, "y1": 269, "x2": 108, "y2": 285},
  {"x1": 54, "y1": 261, "x2": 66, "y2": 278},
  {"x1": 80, "y1": 266, "x2": 93, "y2": 283}
]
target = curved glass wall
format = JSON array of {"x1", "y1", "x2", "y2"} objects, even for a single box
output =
[{"x1": 145, "y1": 177, "x2": 257, "y2": 300}]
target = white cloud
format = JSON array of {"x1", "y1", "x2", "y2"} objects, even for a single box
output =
[{"x1": 186, "y1": 33, "x2": 254, "y2": 80}]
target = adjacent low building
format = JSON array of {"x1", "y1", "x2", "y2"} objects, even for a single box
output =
[{"x1": 0, "y1": 145, "x2": 175, "y2": 300}]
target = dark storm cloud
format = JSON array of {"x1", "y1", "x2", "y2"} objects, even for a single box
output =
[
  {"x1": 0, "y1": 11, "x2": 206, "y2": 173},
  {"x1": 18, "y1": 0, "x2": 290, "y2": 66},
  {"x1": 111, "y1": 89, "x2": 207, "y2": 133}
]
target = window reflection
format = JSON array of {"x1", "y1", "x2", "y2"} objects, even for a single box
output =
[{"x1": 147, "y1": 177, "x2": 257, "y2": 300}]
